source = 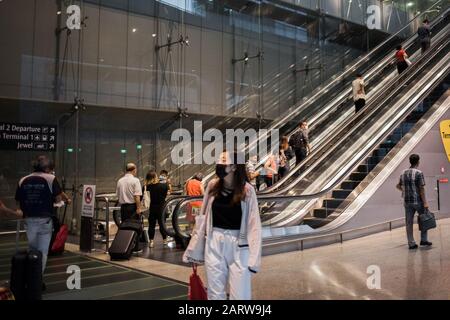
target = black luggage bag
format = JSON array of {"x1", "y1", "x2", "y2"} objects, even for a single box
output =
[
  {"x1": 10, "y1": 250, "x2": 43, "y2": 300},
  {"x1": 119, "y1": 216, "x2": 144, "y2": 252}
]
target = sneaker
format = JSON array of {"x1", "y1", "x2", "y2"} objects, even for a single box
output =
[
  {"x1": 149, "y1": 240, "x2": 154, "y2": 248},
  {"x1": 409, "y1": 244, "x2": 418, "y2": 250},
  {"x1": 420, "y1": 241, "x2": 432, "y2": 246}
]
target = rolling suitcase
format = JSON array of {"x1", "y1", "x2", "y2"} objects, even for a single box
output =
[
  {"x1": 10, "y1": 251, "x2": 27, "y2": 301},
  {"x1": 119, "y1": 216, "x2": 144, "y2": 252},
  {"x1": 108, "y1": 229, "x2": 137, "y2": 260},
  {"x1": 49, "y1": 204, "x2": 68, "y2": 255},
  {"x1": 25, "y1": 250, "x2": 43, "y2": 300},
  {"x1": 10, "y1": 249, "x2": 42, "y2": 300}
]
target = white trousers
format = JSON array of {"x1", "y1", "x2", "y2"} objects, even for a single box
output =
[{"x1": 205, "y1": 228, "x2": 252, "y2": 300}]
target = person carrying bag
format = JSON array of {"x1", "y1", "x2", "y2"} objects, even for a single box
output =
[{"x1": 418, "y1": 208, "x2": 437, "y2": 232}]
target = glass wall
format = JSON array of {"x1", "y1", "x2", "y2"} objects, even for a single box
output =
[{"x1": 0, "y1": 0, "x2": 388, "y2": 117}]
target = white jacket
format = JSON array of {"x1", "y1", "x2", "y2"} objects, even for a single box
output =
[{"x1": 183, "y1": 179, "x2": 262, "y2": 272}]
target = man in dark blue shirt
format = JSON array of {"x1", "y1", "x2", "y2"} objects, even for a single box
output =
[
  {"x1": 417, "y1": 19, "x2": 431, "y2": 54},
  {"x1": 15, "y1": 155, "x2": 70, "y2": 278}
]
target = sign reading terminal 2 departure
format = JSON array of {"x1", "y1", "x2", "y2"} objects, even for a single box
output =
[{"x1": 0, "y1": 122, "x2": 57, "y2": 152}]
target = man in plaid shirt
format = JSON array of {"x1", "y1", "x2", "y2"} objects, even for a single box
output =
[{"x1": 396, "y1": 154, "x2": 432, "y2": 249}]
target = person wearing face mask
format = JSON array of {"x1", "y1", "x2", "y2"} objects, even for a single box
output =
[
  {"x1": 159, "y1": 170, "x2": 173, "y2": 195},
  {"x1": 183, "y1": 151, "x2": 262, "y2": 300}
]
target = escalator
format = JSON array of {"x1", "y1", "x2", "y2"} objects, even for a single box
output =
[
  {"x1": 170, "y1": 15, "x2": 450, "y2": 245},
  {"x1": 166, "y1": 1, "x2": 448, "y2": 196},
  {"x1": 162, "y1": 2, "x2": 449, "y2": 237},
  {"x1": 262, "y1": 26, "x2": 450, "y2": 228}
]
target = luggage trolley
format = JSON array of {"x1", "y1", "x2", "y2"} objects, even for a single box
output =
[{"x1": 93, "y1": 194, "x2": 120, "y2": 253}]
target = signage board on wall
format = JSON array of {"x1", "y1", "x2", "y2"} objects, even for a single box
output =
[
  {"x1": 441, "y1": 120, "x2": 450, "y2": 162},
  {"x1": 81, "y1": 185, "x2": 96, "y2": 218},
  {"x1": 0, "y1": 122, "x2": 57, "y2": 151}
]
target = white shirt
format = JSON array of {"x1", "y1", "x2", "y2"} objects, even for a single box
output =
[
  {"x1": 116, "y1": 173, "x2": 142, "y2": 204},
  {"x1": 352, "y1": 78, "x2": 366, "y2": 101}
]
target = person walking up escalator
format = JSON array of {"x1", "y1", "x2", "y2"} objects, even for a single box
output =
[
  {"x1": 395, "y1": 45, "x2": 410, "y2": 75},
  {"x1": 418, "y1": 19, "x2": 431, "y2": 54},
  {"x1": 352, "y1": 73, "x2": 366, "y2": 113},
  {"x1": 289, "y1": 121, "x2": 311, "y2": 170}
]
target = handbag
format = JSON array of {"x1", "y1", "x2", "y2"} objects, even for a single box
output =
[
  {"x1": 418, "y1": 208, "x2": 437, "y2": 231},
  {"x1": 142, "y1": 185, "x2": 150, "y2": 211},
  {"x1": 188, "y1": 264, "x2": 207, "y2": 300}
]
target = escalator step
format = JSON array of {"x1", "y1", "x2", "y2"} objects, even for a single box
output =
[
  {"x1": 368, "y1": 156, "x2": 383, "y2": 165},
  {"x1": 349, "y1": 172, "x2": 367, "y2": 181},
  {"x1": 313, "y1": 208, "x2": 334, "y2": 218},
  {"x1": 332, "y1": 189, "x2": 352, "y2": 199},
  {"x1": 341, "y1": 180, "x2": 360, "y2": 190},
  {"x1": 357, "y1": 164, "x2": 368, "y2": 173},
  {"x1": 302, "y1": 217, "x2": 333, "y2": 229},
  {"x1": 322, "y1": 199, "x2": 343, "y2": 209},
  {"x1": 372, "y1": 148, "x2": 388, "y2": 157}
]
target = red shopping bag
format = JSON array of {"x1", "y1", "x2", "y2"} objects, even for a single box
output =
[{"x1": 188, "y1": 264, "x2": 207, "y2": 300}]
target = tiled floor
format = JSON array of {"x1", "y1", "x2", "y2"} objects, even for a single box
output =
[
  {"x1": 249, "y1": 217, "x2": 450, "y2": 299},
  {"x1": 78, "y1": 218, "x2": 450, "y2": 300},
  {"x1": 3, "y1": 218, "x2": 450, "y2": 299}
]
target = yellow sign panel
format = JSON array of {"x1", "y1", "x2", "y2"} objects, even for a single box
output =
[{"x1": 441, "y1": 120, "x2": 450, "y2": 162}]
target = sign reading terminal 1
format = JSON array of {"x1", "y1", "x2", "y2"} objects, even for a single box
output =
[
  {"x1": 0, "y1": 122, "x2": 57, "y2": 152},
  {"x1": 441, "y1": 120, "x2": 450, "y2": 162}
]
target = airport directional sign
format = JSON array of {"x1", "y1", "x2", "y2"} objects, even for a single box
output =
[{"x1": 0, "y1": 122, "x2": 57, "y2": 152}]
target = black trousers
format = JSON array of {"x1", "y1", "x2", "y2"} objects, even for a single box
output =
[
  {"x1": 148, "y1": 205, "x2": 167, "y2": 240},
  {"x1": 397, "y1": 61, "x2": 408, "y2": 74},
  {"x1": 264, "y1": 176, "x2": 274, "y2": 188},
  {"x1": 294, "y1": 148, "x2": 308, "y2": 166},
  {"x1": 120, "y1": 203, "x2": 136, "y2": 223},
  {"x1": 120, "y1": 203, "x2": 143, "y2": 251},
  {"x1": 421, "y1": 40, "x2": 430, "y2": 54},
  {"x1": 278, "y1": 166, "x2": 289, "y2": 178},
  {"x1": 354, "y1": 98, "x2": 365, "y2": 113}
]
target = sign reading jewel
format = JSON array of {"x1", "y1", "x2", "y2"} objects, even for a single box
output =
[
  {"x1": 0, "y1": 122, "x2": 57, "y2": 151},
  {"x1": 441, "y1": 120, "x2": 450, "y2": 162}
]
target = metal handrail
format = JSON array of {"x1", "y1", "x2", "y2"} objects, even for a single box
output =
[
  {"x1": 94, "y1": 195, "x2": 120, "y2": 252},
  {"x1": 263, "y1": 218, "x2": 405, "y2": 250}
]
